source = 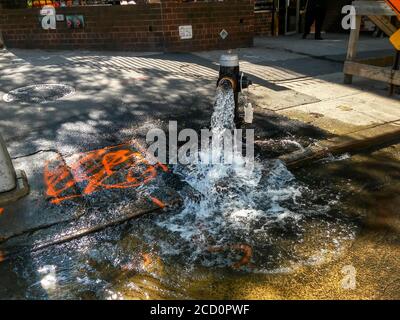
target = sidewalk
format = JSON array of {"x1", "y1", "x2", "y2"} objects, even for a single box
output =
[{"x1": 196, "y1": 33, "x2": 400, "y2": 165}]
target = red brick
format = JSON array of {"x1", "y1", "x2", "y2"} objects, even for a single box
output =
[{"x1": 0, "y1": 1, "x2": 257, "y2": 52}]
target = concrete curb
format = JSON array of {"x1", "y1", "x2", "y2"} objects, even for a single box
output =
[{"x1": 0, "y1": 170, "x2": 29, "y2": 207}]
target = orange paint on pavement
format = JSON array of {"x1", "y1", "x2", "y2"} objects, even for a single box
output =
[
  {"x1": 44, "y1": 157, "x2": 81, "y2": 204},
  {"x1": 44, "y1": 143, "x2": 169, "y2": 205},
  {"x1": 0, "y1": 208, "x2": 4, "y2": 215},
  {"x1": 150, "y1": 196, "x2": 166, "y2": 208},
  {"x1": 142, "y1": 253, "x2": 152, "y2": 268},
  {"x1": 231, "y1": 244, "x2": 253, "y2": 269},
  {"x1": 208, "y1": 243, "x2": 253, "y2": 269}
]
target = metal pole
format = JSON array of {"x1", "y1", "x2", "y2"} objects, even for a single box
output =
[
  {"x1": 0, "y1": 133, "x2": 29, "y2": 206},
  {"x1": 0, "y1": 134, "x2": 17, "y2": 194}
]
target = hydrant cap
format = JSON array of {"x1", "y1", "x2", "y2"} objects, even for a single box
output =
[{"x1": 219, "y1": 54, "x2": 239, "y2": 67}]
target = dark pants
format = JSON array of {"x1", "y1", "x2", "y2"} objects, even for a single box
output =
[{"x1": 304, "y1": 6, "x2": 326, "y2": 38}]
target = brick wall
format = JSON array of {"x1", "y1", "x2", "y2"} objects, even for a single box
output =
[
  {"x1": 0, "y1": 0, "x2": 255, "y2": 51},
  {"x1": 254, "y1": 10, "x2": 272, "y2": 36},
  {"x1": 162, "y1": 1, "x2": 254, "y2": 51}
]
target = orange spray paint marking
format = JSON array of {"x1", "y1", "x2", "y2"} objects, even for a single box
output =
[
  {"x1": 142, "y1": 253, "x2": 152, "y2": 268},
  {"x1": 150, "y1": 196, "x2": 166, "y2": 209},
  {"x1": 0, "y1": 208, "x2": 4, "y2": 215},
  {"x1": 155, "y1": 162, "x2": 169, "y2": 173},
  {"x1": 44, "y1": 143, "x2": 168, "y2": 205},
  {"x1": 44, "y1": 156, "x2": 81, "y2": 204},
  {"x1": 208, "y1": 243, "x2": 253, "y2": 269},
  {"x1": 231, "y1": 244, "x2": 253, "y2": 269},
  {"x1": 0, "y1": 251, "x2": 5, "y2": 263}
]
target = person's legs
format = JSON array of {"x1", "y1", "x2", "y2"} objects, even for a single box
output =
[
  {"x1": 315, "y1": 7, "x2": 326, "y2": 39},
  {"x1": 303, "y1": 8, "x2": 315, "y2": 38}
]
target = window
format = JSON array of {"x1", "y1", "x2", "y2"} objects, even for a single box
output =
[{"x1": 255, "y1": 0, "x2": 273, "y2": 11}]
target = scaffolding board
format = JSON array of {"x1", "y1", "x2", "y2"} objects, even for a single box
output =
[{"x1": 344, "y1": 1, "x2": 400, "y2": 91}]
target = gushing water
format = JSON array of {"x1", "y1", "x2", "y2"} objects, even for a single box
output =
[
  {"x1": 153, "y1": 84, "x2": 356, "y2": 272},
  {"x1": 211, "y1": 81, "x2": 235, "y2": 131}
]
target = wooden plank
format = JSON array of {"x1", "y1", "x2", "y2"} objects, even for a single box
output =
[
  {"x1": 356, "y1": 55, "x2": 394, "y2": 66},
  {"x1": 344, "y1": 60, "x2": 400, "y2": 85},
  {"x1": 353, "y1": 1, "x2": 396, "y2": 16},
  {"x1": 368, "y1": 15, "x2": 397, "y2": 36},
  {"x1": 345, "y1": 15, "x2": 362, "y2": 84},
  {"x1": 280, "y1": 126, "x2": 400, "y2": 170},
  {"x1": 0, "y1": 202, "x2": 167, "y2": 262},
  {"x1": 346, "y1": 15, "x2": 362, "y2": 61}
]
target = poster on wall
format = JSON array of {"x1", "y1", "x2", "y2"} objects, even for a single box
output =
[{"x1": 66, "y1": 15, "x2": 85, "y2": 29}]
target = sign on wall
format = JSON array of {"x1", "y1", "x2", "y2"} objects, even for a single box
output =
[
  {"x1": 385, "y1": 0, "x2": 400, "y2": 16},
  {"x1": 219, "y1": 29, "x2": 228, "y2": 40},
  {"x1": 179, "y1": 25, "x2": 193, "y2": 40}
]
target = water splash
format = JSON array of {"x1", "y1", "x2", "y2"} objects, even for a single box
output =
[{"x1": 152, "y1": 84, "x2": 356, "y2": 272}]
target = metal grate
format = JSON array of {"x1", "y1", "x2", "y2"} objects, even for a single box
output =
[{"x1": 3, "y1": 84, "x2": 75, "y2": 104}]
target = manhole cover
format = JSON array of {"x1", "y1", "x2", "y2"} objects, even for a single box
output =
[{"x1": 3, "y1": 84, "x2": 75, "y2": 104}]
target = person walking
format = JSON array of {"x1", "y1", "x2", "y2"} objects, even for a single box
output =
[{"x1": 302, "y1": 0, "x2": 327, "y2": 40}]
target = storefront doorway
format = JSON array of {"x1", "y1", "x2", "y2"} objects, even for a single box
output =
[
  {"x1": 285, "y1": 0, "x2": 300, "y2": 34},
  {"x1": 277, "y1": 0, "x2": 301, "y2": 35}
]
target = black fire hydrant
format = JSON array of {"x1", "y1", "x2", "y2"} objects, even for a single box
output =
[{"x1": 217, "y1": 54, "x2": 252, "y2": 126}]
